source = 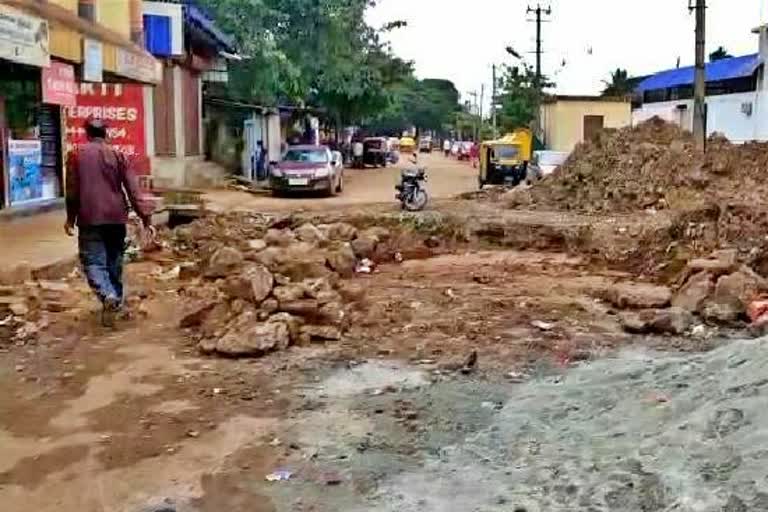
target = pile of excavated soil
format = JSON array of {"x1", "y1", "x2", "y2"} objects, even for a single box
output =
[{"x1": 524, "y1": 117, "x2": 768, "y2": 214}]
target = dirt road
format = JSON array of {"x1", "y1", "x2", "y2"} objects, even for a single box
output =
[
  {"x1": 1, "y1": 164, "x2": 764, "y2": 511},
  {"x1": 205, "y1": 152, "x2": 478, "y2": 212}
]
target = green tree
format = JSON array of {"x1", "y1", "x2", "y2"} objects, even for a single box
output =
[
  {"x1": 368, "y1": 78, "x2": 461, "y2": 135},
  {"x1": 601, "y1": 68, "x2": 632, "y2": 96},
  {"x1": 496, "y1": 63, "x2": 547, "y2": 132},
  {"x1": 709, "y1": 46, "x2": 733, "y2": 62}
]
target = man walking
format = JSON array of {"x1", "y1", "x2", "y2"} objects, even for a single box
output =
[{"x1": 65, "y1": 118, "x2": 153, "y2": 326}]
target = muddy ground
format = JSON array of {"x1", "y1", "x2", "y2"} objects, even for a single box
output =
[{"x1": 1, "y1": 158, "x2": 764, "y2": 511}]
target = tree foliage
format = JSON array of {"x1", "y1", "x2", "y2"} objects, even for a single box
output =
[
  {"x1": 496, "y1": 63, "x2": 548, "y2": 132},
  {"x1": 198, "y1": 0, "x2": 422, "y2": 127},
  {"x1": 601, "y1": 68, "x2": 632, "y2": 96},
  {"x1": 709, "y1": 46, "x2": 733, "y2": 62},
  {"x1": 369, "y1": 78, "x2": 460, "y2": 135}
]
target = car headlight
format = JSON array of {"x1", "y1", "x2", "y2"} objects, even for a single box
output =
[
  {"x1": 314, "y1": 168, "x2": 330, "y2": 178},
  {"x1": 271, "y1": 167, "x2": 283, "y2": 177}
]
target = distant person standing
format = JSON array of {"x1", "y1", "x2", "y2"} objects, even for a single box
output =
[
  {"x1": 352, "y1": 139, "x2": 364, "y2": 168},
  {"x1": 255, "y1": 140, "x2": 267, "y2": 181},
  {"x1": 443, "y1": 139, "x2": 451, "y2": 157},
  {"x1": 65, "y1": 118, "x2": 153, "y2": 327}
]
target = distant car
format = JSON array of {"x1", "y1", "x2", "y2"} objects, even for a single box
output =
[
  {"x1": 457, "y1": 141, "x2": 473, "y2": 161},
  {"x1": 418, "y1": 137, "x2": 433, "y2": 153},
  {"x1": 270, "y1": 145, "x2": 343, "y2": 196},
  {"x1": 527, "y1": 150, "x2": 569, "y2": 182}
]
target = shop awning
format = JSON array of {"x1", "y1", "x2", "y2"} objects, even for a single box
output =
[{"x1": 3, "y1": 0, "x2": 161, "y2": 84}]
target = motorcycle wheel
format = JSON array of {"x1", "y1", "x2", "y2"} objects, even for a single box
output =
[{"x1": 404, "y1": 188, "x2": 428, "y2": 211}]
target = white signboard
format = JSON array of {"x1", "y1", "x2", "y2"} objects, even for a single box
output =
[
  {"x1": 0, "y1": 4, "x2": 50, "y2": 68},
  {"x1": 83, "y1": 38, "x2": 103, "y2": 82},
  {"x1": 116, "y1": 48, "x2": 161, "y2": 84}
]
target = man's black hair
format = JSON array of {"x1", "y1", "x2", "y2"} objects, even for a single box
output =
[{"x1": 85, "y1": 119, "x2": 107, "y2": 139}]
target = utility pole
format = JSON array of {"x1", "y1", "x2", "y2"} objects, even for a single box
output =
[
  {"x1": 492, "y1": 64, "x2": 498, "y2": 137},
  {"x1": 468, "y1": 91, "x2": 479, "y2": 140},
  {"x1": 478, "y1": 84, "x2": 485, "y2": 141},
  {"x1": 527, "y1": 3, "x2": 552, "y2": 88},
  {"x1": 690, "y1": 0, "x2": 706, "y2": 150}
]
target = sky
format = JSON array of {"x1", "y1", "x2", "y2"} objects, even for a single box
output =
[{"x1": 367, "y1": 0, "x2": 765, "y2": 107}]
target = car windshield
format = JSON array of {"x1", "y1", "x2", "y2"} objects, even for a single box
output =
[
  {"x1": 495, "y1": 145, "x2": 520, "y2": 159},
  {"x1": 283, "y1": 149, "x2": 328, "y2": 163}
]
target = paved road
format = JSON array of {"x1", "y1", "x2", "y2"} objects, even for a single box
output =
[{"x1": 205, "y1": 152, "x2": 478, "y2": 212}]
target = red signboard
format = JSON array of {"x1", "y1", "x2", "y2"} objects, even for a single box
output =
[
  {"x1": 64, "y1": 82, "x2": 149, "y2": 173},
  {"x1": 42, "y1": 62, "x2": 76, "y2": 106}
]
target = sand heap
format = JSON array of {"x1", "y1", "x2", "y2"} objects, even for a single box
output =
[{"x1": 526, "y1": 117, "x2": 768, "y2": 213}]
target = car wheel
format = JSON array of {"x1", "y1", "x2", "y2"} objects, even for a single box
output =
[{"x1": 336, "y1": 172, "x2": 344, "y2": 193}]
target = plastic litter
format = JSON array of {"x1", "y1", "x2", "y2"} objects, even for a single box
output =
[{"x1": 265, "y1": 470, "x2": 293, "y2": 482}]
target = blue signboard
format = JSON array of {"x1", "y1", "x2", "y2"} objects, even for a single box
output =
[{"x1": 8, "y1": 139, "x2": 43, "y2": 205}]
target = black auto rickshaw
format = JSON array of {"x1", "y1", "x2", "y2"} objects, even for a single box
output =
[{"x1": 363, "y1": 137, "x2": 388, "y2": 167}]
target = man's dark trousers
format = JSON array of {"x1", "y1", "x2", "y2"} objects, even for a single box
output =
[{"x1": 78, "y1": 224, "x2": 127, "y2": 304}]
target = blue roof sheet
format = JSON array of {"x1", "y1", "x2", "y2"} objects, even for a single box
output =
[
  {"x1": 183, "y1": 2, "x2": 235, "y2": 53},
  {"x1": 636, "y1": 53, "x2": 761, "y2": 92}
]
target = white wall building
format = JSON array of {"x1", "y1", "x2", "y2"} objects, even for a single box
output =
[{"x1": 633, "y1": 26, "x2": 768, "y2": 143}]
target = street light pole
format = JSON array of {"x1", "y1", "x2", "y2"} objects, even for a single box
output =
[
  {"x1": 691, "y1": 0, "x2": 706, "y2": 150},
  {"x1": 492, "y1": 64, "x2": 498, "y2": 137}
]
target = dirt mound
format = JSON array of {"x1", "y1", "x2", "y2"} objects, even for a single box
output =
[{"x1": 526, "y1": 117, "x2": 768, "y2": 213}]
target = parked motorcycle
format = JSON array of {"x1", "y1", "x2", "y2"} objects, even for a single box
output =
[{"x1": 395, "y1": 161, "x2": 429, "y2": 211}]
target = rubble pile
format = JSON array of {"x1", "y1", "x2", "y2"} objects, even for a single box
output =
[
  {"x1": 0, "y1": 276, "x2": 81, "y2": 345},
  {"x1": 602, "y1": 249, "x2": 768, "y2": 334},
  {"x1": 525, "y1": 117, "x2": 768, "y2": 213},
  {"x1": 173, "y1": 217, "x2": 392, "y2": 357}
]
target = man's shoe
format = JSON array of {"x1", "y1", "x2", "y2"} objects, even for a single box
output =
[{"x1": 102, "y1": 297, "x2": 121, "y2": 328}]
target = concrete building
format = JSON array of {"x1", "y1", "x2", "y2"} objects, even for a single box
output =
[
  {"x1": 539, "y1": 96, "x2": 632, "y2": 152},
  {"x1": 0, "y1": 0, "x2": 160, "y2": 214},
  {"x1": 141, "y1": 1, "x2": 236, "y2": 188},
  {"x1": 633, "y1": 26, "x2": 768, "y2": 143}
]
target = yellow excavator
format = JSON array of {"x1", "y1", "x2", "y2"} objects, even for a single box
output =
[{"x1": 477, "y1": 128, "x2": 533, "y2": 188}]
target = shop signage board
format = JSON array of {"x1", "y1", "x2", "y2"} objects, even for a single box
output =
[
  {"x1": 83, "y1": 39, "x2": 103, "y2": 82},
  {"x1": 0, "y1": 5, "x2": 50, "y2": 68},
  {"x1": 116, "y1": 48, "x2": 161, "y2": 84},
  {"x1": 8, "y1": 139, "x2": 43, "y2": 205},
  {"x1": 42, "y1": 62, "x2": 77, "y2": 106},
  {"x1": 64, "y1": 83, "x2": 147, "y2": 170}
]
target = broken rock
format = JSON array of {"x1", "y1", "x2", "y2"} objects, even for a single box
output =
[
  {"x1": 321, "y1": 222, "x2": 357, "y2": 242},
  {"x1": 205, "y1": 247, "x2": 244, "y2": 278},
  {"x1": 301, "y1": 324, "x2": 341, "y2": 342},
  {"x1": 604, "y1": 282, "x2": 672, "y2": 309},
  {"x1": 351, "y1": 235, "x2": 378, "y2": 259},
  {"x1": 264, "y1": 228, "x2": 296, "y2": 247},
  {"x1": 620, "y1": 307, "x2": 692, "y2": 335},
  {"x1": 267, "y1": 312, "x2": 304, "y2": 345},
  {"x1": 273, "y1": 284, "x2": 307, "y2": 303},
  {"x1": 0, "y1": 262, "x2": 32, "y2": 286},
  {"x1": 279, "y1": 299, "x2": 320, "y2": 318},
  {"x1": 326, "y1": 243, "x2": 357, "y2": 277},
  {"x1": 704, "y1": 267, "x2": 768, "y2": 323},
  {"x1": 214, "y1": 317, "x2": 290, "y2": 357},
  {"x1": 295, "y1": 223, "x2": 327, "y2": 245},
  {"x1": 180, "y1": 302, "x2": 217, "y2": 328},
  {"x1": 686, "y1": 249, "x2": 738, "y2": 276},
  {"x1": 672, "y1": 271, "x2": 713, "y2": 313}
]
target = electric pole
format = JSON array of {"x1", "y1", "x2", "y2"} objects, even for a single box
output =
[
  {"x1": 492, "y1": 64, "x2": 498, "y2": 137},
  {"x1": 690, "y1": 0, "x2": 706, "y2": 150},
  {"x1": 479, "y1": 84, "x2": 485, "y2": 141},
  {"x1": 527, "y1": 3, "x2": 552, "y2": 88}
]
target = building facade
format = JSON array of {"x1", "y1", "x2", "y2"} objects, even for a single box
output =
[
  {"x1": 633, "y1": 26, "x2": 768, "y2": 143},
  {"x1": 540, "y1": 96, "x2": 632, "y2": 153},
  {"x1": 0, "y1": 0, "x2": 160, "y2": 213}
]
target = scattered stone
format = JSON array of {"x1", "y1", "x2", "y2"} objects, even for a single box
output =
[
  {"x1": 259, "y1": 298, "x2": 279, "y2": 315},
  {"x1": 267, "y1": 312, "x2": 304, "y2": 344},
  {"x1": 351, "y1": 235, "x2": 378, "y2": 259},
  {"x1": 14, "y1": 364, "x2": 25, "y2": 372},
  {"x1": 205, "y1": 247, "x2": 244, "y2": 278},
  {"x1": 9, "y1": 302, "x2": 29, "y2": 317},
  {"x1": 264, "y1": 228, "x2": 296, "y2": 247},
  {"x1": 295, "y1": 223, "x2": 327, "y2": 245},
  {"x1": 620, "y1": 307, "x2": 693, "y2": 335},
  {"x1": 326, "y1": 243, "x2": 357, "y2": 277},
  {"x1": 248, "y1": 239, "x2": 267, "y2": 251},
  {"x1": 704, "y1": 267, "x2": 768, "y2": 323},
  {"x1": 604, "y1": 282, "x2": 672, "y2": 309},
  {"x1": 178, "y1": 262, "x2": 200, "y2": 280},
  {"x1": 686, "y1": 249, "x2": 738, "y2": 276},
  {"x1": 0, "y1": 262, "x2": 32, "y2": 286},
  {"x1": 186, "y1": 430, "x2": 200, "y2": 438},
  {"x1": 279, "y1": 299, "x2": 320, "y2": 318},
  {"x1": 214, "y1": 319, "x2": 290, "y2": 357},
  {"x1": 223, "y1": 264, "x2": 274, "y2": 303},
  {"x1": 273, "y1": 284, "x2": 307, "y2": 303},
  {"x1": 179, "y1": 302, "x2": 216, "y2": 328},
  {"x1": 321, "y1": 222, "x2": 357, "y2": 242},
  {"x1": 301, "y1": 325, "x2": 341, "y2": 341},
  {"x1": 672, "y1": 271, "x2": 713, "y2": 313},
  {"x1": 424, "y1": 236, "x2": 441, "y2": 249}
]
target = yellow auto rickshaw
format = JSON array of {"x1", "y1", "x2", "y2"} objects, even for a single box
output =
[
  {"x1": 478, "y1": 128, "x2": 533, "y2": 188},
  {"x1": 400, "y1": 136, "x2": 416, "y2": 154}
]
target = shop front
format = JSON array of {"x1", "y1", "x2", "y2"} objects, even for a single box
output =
[{"x1": 0, "y1": 3, "x2": 66, "y2": 211}]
